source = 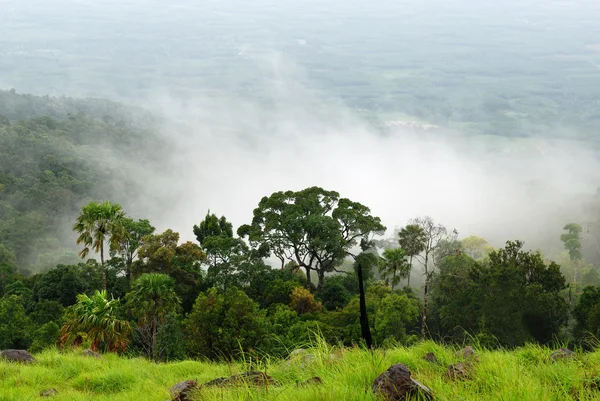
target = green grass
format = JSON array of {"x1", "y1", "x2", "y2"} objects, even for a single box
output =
[{"x1": 2, "y1": 342, "x2": 600, "y2": 400}]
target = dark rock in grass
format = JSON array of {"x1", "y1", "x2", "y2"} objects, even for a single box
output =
[
  {"x1": 297, "y1": 376, "x2": 323, "y2": 387},
  {"x1": 203, "y1": 371, "x2": 280, "y2": 388},
  {"x1": 372, "y1": 363, "x2": 434, "y2": 401},
  {"x1": 456, "y1": 346, "x2": 478, "y2": 363},
  {"x1": 170, "y1": 380, "x2": 197, "y2": 401},
  {"x1": 444, "y1": 362, "x2": 473, "y2": 381},
  {"x1": 82, "y1": 349, "x2": 102, "y2": 358},
  {"x1": 550, "y1": 348, "x2": 574, "y2": 361},
  {"x1": 40, "y1": 388, "x2": 58, "y2": 397},
  {"x1": 423, "y1": 352, "x2": 438, "y2": 364},
  {"x1": 0, "y1": 349, "x2": 36, "y2": 364}
]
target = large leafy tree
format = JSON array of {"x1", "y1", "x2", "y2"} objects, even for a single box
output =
[
  {"x1": 125, "y1": 273, "x2": 180, "y2": 359},
  {"x1": 59, "y1": 290, "x2": 131, "y2": 352},
  {"x1": 379, "y1": 248, "x2": 411, "y2": 291},
  {"x1": 73, "y1": 201, "x2": 126, "y2": 289},
  {"x1": 238, "y1": 187, "x2": 385, "y2": 291},
  {"x1": 111, "y1": 218, "x2": 155, "y2": 278},
  {"x1": 397, "y1": 224, "x2": 427, "y2": 286}
]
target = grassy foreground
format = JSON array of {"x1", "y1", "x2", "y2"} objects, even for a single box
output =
[{"x1": 2, "y1": 342, "x2": 600, "y2": 400}]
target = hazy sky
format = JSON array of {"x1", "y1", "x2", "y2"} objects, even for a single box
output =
[{"x1": 3, "y1": 0, "x2": 600, "y2": 258}]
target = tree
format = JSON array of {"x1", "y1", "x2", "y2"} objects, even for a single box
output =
[
  {"x1": 289, "y1": 287, "x2": 322, "y2": 314},
  {"x1": 184, "y1": 288, "x2": 265, "y2": 360},
  {"x1": 0, "y1": 295, "x2": 31, "y2": 349},
  {"x1": 353, "y1": 249, "x2": 380, "y2": 348},
  {"x1": 408, "y1": 216, "x2": 457, "y2": 338},
  {"x1": 561, "y1": 223, "x2": 583, "y2": 287},
  {"x1": 59, "y1": 290, "x2": 131, "y2": 352},
  {"x1": 125, "y1": 273, "x2": 180, "y2": 359},
  {"x1": 379, "y1": 248, "x2": 411, "y2": 290},
  {"x1": 238, "y1": 187, "x2": 385, "y2": 292},
  {"x1": 73, "y1": 201, "x2": 126, "y2": 289},
  {"x1": 397, "y1": 224, "x2": 427, "y2": 286},
  {"x1": 135, "y1": 229, "x2": 206, "y2": 312},
  {"x1": 461, "y1": 235, "x2": 494, "y2": 260},
  {"x1": 111, "y1": 218, "x2": 155, "y2": 278}
]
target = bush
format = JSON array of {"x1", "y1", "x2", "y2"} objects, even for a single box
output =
[{"x1": 30, "y1": 321, "x2": 59, "y2": 352}]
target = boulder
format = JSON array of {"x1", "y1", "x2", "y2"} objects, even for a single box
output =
[
  {"x1": 289, "y1": 348, "x2": 309, "y2": 358},
  {"x1": 423, "y1": 352, "x2": 438, "y2": 364},
  {"x1": 444, "y1": 362, "x2": 473, "y2": 381},
  {"x1": 372, "y1": 363, "x2": 434, "y2": 401},
  {"x1": 550, "y1": 348, "x2": 574, "y2": 361},
  {"x1": 203, "y1": 371, "x2": 280, "y2": 388},
  {"x1": 169, "y1": 380, "x2": 197, "y2": 401},
  {"x1": 297, "y1": 376, "x2": 323, "y2": 386},
  {"x1": 82, "y1": 349, "x2": 102, "y2": 359},
  {"x1": 0, "y1": 349, "x2": 36, "y2": 364},
  {"x1": 456, "y1": 346, "x2": 478, "y2": 362},
  {"x1": 40, "y1": 388, "x2": 58, "y2": 397}
]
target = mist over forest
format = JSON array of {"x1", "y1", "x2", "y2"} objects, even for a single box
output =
[{"x1": 3, "y1": 0, "x2": 600, "y2": 268}]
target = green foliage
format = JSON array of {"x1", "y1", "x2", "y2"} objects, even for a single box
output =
[
  {"x1": 30, "y1": 321, "x2": 60, "y2": 352},
  {"x1": 0, "y1": 295, "x2": 31, "y2": 349},
  {"x1": 289, "y1": 287, "x2": 323, "y2": 315},
  {"x1": 573, "y1": 285, "x2": 600, "y2": 339},
  {"x1": 378, "y1": 248, "x2": 411, "y2": 290},
  {"x1": 60, "y1": 290, "x2": 131, "y2": 352},
  {"x1": 561, "y1": 223, "x2": 583, "y2": 262},
  {"x1": 154, "y1": 313, "x2": 188, "y2": 361},
  {"x1": 125, "y1": 273, "x2": 180, "y2": 359},
  {"x1": 432, "y1": 241, "x2": 568, "y2": 346},
  {"x1": 185, "y1": 287, "x2": 265, "y2": 360},
  {"x1": 319, "y1": 275, "x2": 352, "y2": 310},
  {"x1": 110, "y1": 218, "x2": 155, "y2": 270}
]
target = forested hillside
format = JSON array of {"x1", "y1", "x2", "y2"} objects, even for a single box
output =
[{"x1": 0, "y1": 90, "x2": 165, "y2": 271}]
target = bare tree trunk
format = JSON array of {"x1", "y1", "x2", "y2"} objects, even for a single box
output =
[
  {"x1": 100, "y1": 242, "x2": 107, "y2": 290},
  {"x1": 152, "y1": 317, "x2": 157, "y2": 360},
  {"x1": 305, "y1": 267, "x2": 312, "y2": 290},
  {"x1": 391, "y1": 269, "x2": 396, "y2": 291},
  {"x1": 317, "y1": 270, "x2": 325, "y2": 292},
  {"x1": 421, "y1": 276, "x2": 429, "y2": 339},
  {"x1": 357, "y1": 260, "x2": 373, "y2": 348},
  {"x1": 408, "y1": 255, "x2": 412, "y2": 287}
]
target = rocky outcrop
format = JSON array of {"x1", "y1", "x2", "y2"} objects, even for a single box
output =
[
  {"x1": 550, "y1": 348, "x2": 574, "y2": 361},
  {"x1": 423, "y1": 352, "x2": 438, "y2": 364},
  {"x1": 169, "y1": 380, "x2": 197, "y2": 401},
  {"x1": 444, "y1": 362, "x2": 473, "y2": 381},
  {"x1": 82, "y1": 349, "x2": 102, "y2": 359},
  {"x1": 0, "y1": 349, "x2": 36, "y2": 364},
  {"x1": 456, "y1": 346, "x2": 478, "y2": 363},
  {"x1": 203, "y1": 371, "x2": 280, "y2": 388},
  {"x1": 40, "y1": 388, "x2": 58, "y2": 397},
  {"x1": 372, "y1": 363, "x2": 434, "y2": 400}
]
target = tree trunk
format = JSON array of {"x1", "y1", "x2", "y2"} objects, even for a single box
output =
[
  {"x1": 100, "y1": 242, "x2": 107, "y2": 290},
  {"x1": 391, "y1": 268, "x2": 396, "y2": 291},
  {"x1": 421, "y1": 276, "x2": 429, "y2": 339},
  {"x1": 408, "y1": 255, "x2": 413, "y2": 287},
  {"x1": 151, "y1": 316, "x2": 157, "y2": 360},
  {"x1": 317, "y1": 270, "x2": 325, "y2": 292},
  {"x1": 420, "y1": 251, "x2": 430, "y2": 339},
  {"x1": 357, "y1": 260, "x2": 373, "y2": 348},
  {"x1": 305, "y1": 266, "x2": 312, "y2": 290}
]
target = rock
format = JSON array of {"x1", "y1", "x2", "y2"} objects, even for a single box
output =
[
  {"x1": 289, "y1": 348, "x2": 309, "y2": 358},
  {"x1": 372, "y1": 363, "x2": 434, "y2": 401},
  {"x1": 444, "y1": 362, "x2": 473, "y2": 381},
  {"x1": 0, "y1": 349, "x2": 36, "y2": 364},
  {"x1": 82, "y1": 349, "x2": 102, "y2": 358},
  {"x1": 297, "y1": 376, "x2": 323, "y2": 386},
  {"x1": 203, "y1": 371, "x2": 280, "y2": 388},
  {"x1": 456, "y1": 346, "x2": 478, "y2": 362},
  {"x1": 40, "y1": 388, "x2": 58, "y2": 397},
  {"x1": 550, "y1": 348, "x2": 574, "y2": 361},
  {"x1": 169, "y1": 380, "x2": 197, "y2": 401},
  {"x1": 423, "y1": 352, "x2": 438, "y2": 364}
]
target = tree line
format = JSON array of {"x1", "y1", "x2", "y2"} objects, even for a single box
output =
[{"x1": 1, "y1": 186, "x2": 600, "y2": 361}]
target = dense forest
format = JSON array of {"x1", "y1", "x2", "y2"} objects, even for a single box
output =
[{"x1": 2, "y1": 90, "x2": 600, "y2": 362}]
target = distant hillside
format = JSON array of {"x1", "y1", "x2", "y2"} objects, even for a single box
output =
[{"x1": 0, "y1": 90, "x2": 166, "y2": 272}]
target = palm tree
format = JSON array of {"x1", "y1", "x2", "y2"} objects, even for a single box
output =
[
  {"x1": 379, "y1": 248, "x2": 411, "y2": 291},
  {"x1": 73, "y1": 201, "x2": 126, "y2": 289},
  {"x1": 59, "y1": 290, "x2": 131, "y2": 352},
  {"x1": 125, "y1": 273, "x2": 180, "y2": 359},
  {"x1": 398, "y1": 224, "x2": 427, "y2": 286}
]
